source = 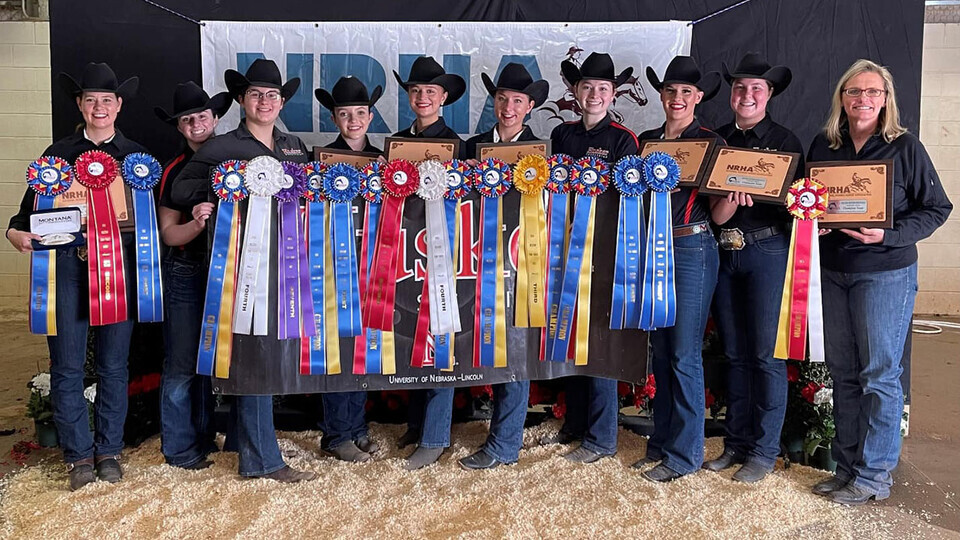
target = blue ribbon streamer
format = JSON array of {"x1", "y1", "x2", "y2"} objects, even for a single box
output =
[
  {"x1": 478, "y1": 198, "x2": 499, "y2": 367},
  {"x1": 544, "y1": 192, "x2": 569, "y2": 361},
  {"x1": 364, "y1": 201, "x2": 382, "y2": 374},
  {"x1": 197, "y1": 200, "x2": 235, "y2": 376},
  {"x1": 623, "y1": 196, "x2": 646, "y2": 327},
  {"x1": 132, "y1": 189, "x2": 163, "y2": 322},
  {"x1": 307, "y1": 201, "x2": 327, "y2": 374},
  {"x1": 331, "y1": 202, "x2": 362, "y2": 336},
  {"x1": 28, "y1": 195, "x2": 55, "y2": 335},
  {"x1": 550, "y1": 195, "x2": 592, "y2": 362},
  {"x1": 639, "y1": 192, "x2": 676, "y2": 330},
  {"x1": 433, "y1": 198, "x2": 459, "y2": 370}
]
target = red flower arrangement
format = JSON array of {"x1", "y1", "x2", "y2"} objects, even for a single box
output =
[
  {"x1": 801, "y1": 381, "x2": 824, "y2": 404},
  {"x1": 127, "y1": 372, "x2": 161, "y2": 397}
]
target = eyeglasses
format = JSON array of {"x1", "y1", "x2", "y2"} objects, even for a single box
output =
[
  {"x1": 842, "y1": 87, "x2": 885, "y2": 98},
  {"x1": 244, "y1": 90, "x2": 282, "y2": 102}
]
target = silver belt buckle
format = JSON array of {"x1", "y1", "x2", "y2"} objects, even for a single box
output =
[{"x1": 719, "y1": 228, "x2": 745, "y2": 251}]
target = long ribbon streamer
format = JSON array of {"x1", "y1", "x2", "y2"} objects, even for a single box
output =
[
  {"x1": 513, "y1": 154, "x2": 549, "y2": 328},
  {"x1": 473, "y1": 158, "x2": 511, "y2": 368},
  {"x1": 300, "y1": 162, "x2": 329, "y2": 374},
  {"x1": 26, "y1": 156, "x2": 72, "y2": 335},
  {"x1": 542, "y1": 154, "x2": 573, "y2": 360},
  {"x1": 122, "y1": 153, "x2": 164, "y2": 323},
  {"x1": 324, "y1": 163, "x2": 363, "y2": 337},
  {"x1": 638, "y1": 153, "x2": 680, "y2": 331},
  {"x1": 611, "y1": 155, "x2": 647, "y2": 329}
]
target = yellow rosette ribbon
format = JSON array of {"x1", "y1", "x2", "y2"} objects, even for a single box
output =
[{"x1": 513, "y1": 154, "x2": 549, "y2": 328}]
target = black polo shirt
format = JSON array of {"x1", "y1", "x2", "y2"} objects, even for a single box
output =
[
  {"x1": 7, "y1": 129, "x2": 149, "y2": 234},
  {"x1": 465, "y1": 125, "x2": 538, "y2": 160},
  {"x1": 715, "y1": 114, "x2": 804, "y2": 232},
  {"x1": 638, "y1": 118, "x2": 725, "y2": 226},
  {"x1": 391, "y1": 117, "x2": 467, "y2": 160},
  {"x1": 808, "y1": 130, "x2": 952, "y2": 273},
  {"x1": 326, "y1": 134, "x2": 381, "y2": 154},
  {"x1": 170, "y1": 120, "x2": 310, "y2": 209},
  {"x1": 158, "y1": 146, "x2": 209, "y2": 259}
]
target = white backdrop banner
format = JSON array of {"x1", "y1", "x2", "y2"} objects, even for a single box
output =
[{"x1": 200, "y1": 21, "x2": 691, "y2": 150}]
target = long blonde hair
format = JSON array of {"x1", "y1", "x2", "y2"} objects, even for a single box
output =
[{"x1": 823, "y1": 59, "x2": 907, "y2": 149}]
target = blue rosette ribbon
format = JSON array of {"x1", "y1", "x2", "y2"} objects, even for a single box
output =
[
  {"x1": 121, "y1": 153, "x2": 164, "y2": 323},
  {"x1": 473, "y1": 158, "x2": 510, "y2": 368},
  {"x1": 353, "y1": 161, "x2": 388, "y2": 374},
  {"x1": 25, "y1": 156, "x2": 73, "y2": 335},
  {"x1": 198, "y1": 160, "x2": 248, "y2": 378},
  {"x1": 639, "y1": 152, "x2": 681, "y2": 330},
  {"x1": 300, "y1": 161, "x2": 331, "y2": 374},
  {"x1": 542, "y1": 154, "x2": 574, "y2": 360},
  {"x1": 324, "y1": 163, "x2": 363, "y2": 337},
  {"x1": 611, "y1": 155, "x2": 648, "y2": 329}
]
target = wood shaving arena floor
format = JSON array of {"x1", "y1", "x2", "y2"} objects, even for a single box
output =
[{"x1": 1, "y1": 420, "x2": 954, "y2": 539}]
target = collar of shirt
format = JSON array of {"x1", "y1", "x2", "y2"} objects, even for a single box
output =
[
  {"x1": 655, "y1": 116, "x2": 703, "y2": 140},
  {"x1": 83, "y1": 128, "x2": 116, "y2": 145},
  {"x1": 492, "y1": 124, "x2": 527, "y2": 143},
  {"x1": 839, "y1": 126, "x2": 886, "y2": 157},
  {"x1": 328, "y1": 134, "x2": 381, "y2": 154},
  {"x1": 574, "y1": 113, "x2": 614, "y2": 136},
  {"x1": 235, "y1": 120, "x2": 292, "y2": 146},
  {"x1": 409, "y1": 117, "x2": 451, "y2": 138},
  {"x1": 734, "y1": 114, "x2": 773, "y2": 140}
]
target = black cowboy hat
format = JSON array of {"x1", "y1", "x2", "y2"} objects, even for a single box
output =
[
  {"x1": 224, "y1": 58, "x2": 300, "y2": 100},
  {"x1": 154, "y1": 81, "x2": 233, "y2": 125},
  {"x1": 58, "y1": 62, "x2": 138, "y2": 99},
  {"x1": 315, "y1": 76, "x2": 383, "y2": 112},
  {"x1": 561, "y1": 52, "x2": 633, "y2": 88},
  {"x1": 646, "y1": 56, "x2": 722, "y2": 102},
  {"x1": 393, "y1": 56, "x2": 466, "y2": 105},
  {"x1": 722, "y1": 52, "x2": 793, "y2": 97},
  {"x1": 481, "y1": 62, "x2": 550, "y2": 107}
]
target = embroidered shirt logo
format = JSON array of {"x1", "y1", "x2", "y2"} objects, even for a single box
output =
[
  {"x1": 585, "y1": 146, "x2": 609, "y2": 160},
  {"x1": 281, "y1": 148, "x2": 303, "y2": 156}
]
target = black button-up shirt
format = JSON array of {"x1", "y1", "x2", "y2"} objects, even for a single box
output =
[
  {"x1": 170, "y1": 120, "x2": 309, "y2": 209},
  {"x1": 7, "y1": 130, "x2": 149, "y2": 232},
  {"x1": 715, "y1": 114, "x2": 804, "y2": 232},
  {"x1": 639, "y1": 118, "x2": 725, "y2": 226},
  {"x1": 391, "y1": 117, "x2": 467, "y2": 160},
  {"x1": 158, "y1": 146, "x2": 209, "y2": 259},
  {"x1": 808, "y1": 130, "x2": 952, "y2": 273},
  {"x1": 325, "y1": 134, "x2": 381, "y2": 154}
]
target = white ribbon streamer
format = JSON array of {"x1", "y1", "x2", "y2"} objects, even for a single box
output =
[{"x1": 806, "y1": 219, "x2": 825, "y2": 362}]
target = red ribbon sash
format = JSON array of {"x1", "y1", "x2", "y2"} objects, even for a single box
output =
[{"x1": 787, "y1": 219, "x2": 814, "y2": 359}]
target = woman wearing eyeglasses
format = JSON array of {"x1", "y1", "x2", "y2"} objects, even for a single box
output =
[{"x1": 807, "y1": 59, "x2": 952, "y2": 505}]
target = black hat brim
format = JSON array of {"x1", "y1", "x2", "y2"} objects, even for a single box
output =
[
  {"x1": 225, "y1": 69, "x2": 301, "y2": 100},
  {"x1": 563, "y1": 60, "x2": 633, "y2": 89},
  {"x1": 315, "y1": 85, "x2": 383, "y2": 112},
  {"x1": 394, "y1": 71, "x2": 466, "y2": 105},
  {"x1": 59, "y1": 72, "x2": 138, "y2": 100},
  {"x1": 154, "y1": 90, "x2": 234, "y2": 125},
  {"x1": 647, "y1": 66, "x2": 721, "y2": 102},
  {"x1": 481, "y1": 72, "x2": 550, "y2": 108},
  {"x1": 722, "y1": 62, "x2": 793, "y2": 97}
]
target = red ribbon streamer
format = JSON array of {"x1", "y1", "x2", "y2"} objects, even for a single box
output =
[{"x1": 788, "y1": 219, "x2": 814, "y2": 359}]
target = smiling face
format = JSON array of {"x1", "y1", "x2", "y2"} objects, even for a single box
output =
[
  {"x1": 575, "y1": 79, "x2": 615, "y2": 118},
  {"x1": 332, "y1": 105, "x2": 372, "y2": 142},
  {"x1": 730, "y1": 77, "x2": 771, "y2": 127},
  {"x1": 77, "y1": 91, "x2": 121, "y2": 131},
  {"x1": 239, "y1": 85, "x2": 283, "y2": 127},
  {"x1": 407, "y1": 83, "x2": 447, "y2": 120},
  {"x1": 842, "y1": 71, "x2": 886, "y2": 127},
  {"x1": 176, "y1": 109, "x2": 218, "y2": 146},
  {"x1": 494, "y1": 89, "x2": 535, "y2": 131},
  {"x1": 660, "y1": 83, "x2": 702, "y2": 123}
]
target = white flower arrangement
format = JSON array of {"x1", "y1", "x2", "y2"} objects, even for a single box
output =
[
  {"x1": 813, "y1": 387, "x2": 833, "y2": 406},
  {"x1": 28, "y1": 373, "x2": 51, "y2": 397}
]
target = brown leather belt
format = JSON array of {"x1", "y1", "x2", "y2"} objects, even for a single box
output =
[{"x1": 673, "y1": 222, "x2": 709, "y2": 238}]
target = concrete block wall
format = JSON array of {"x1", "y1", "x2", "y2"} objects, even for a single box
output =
[
  {"x1": 0, "y1": 20, "x2": 955, "y2": 316},
  {"x1": 0, "y1": 21, "x2": 50, "y2": 317},
  {"x1": 918, "y1": 23, "x2": 960, "y2": 316}
]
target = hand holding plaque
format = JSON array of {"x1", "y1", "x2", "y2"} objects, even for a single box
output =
[
  {"x1": 639, "y1": 138, "x2": 715, "y2": 187},
  {"x1": 700, "y1": 147, "x2": 800, "y2": 204},
  {"x1": 806, "y1": 160, "x2": 893, "y2": 229}
]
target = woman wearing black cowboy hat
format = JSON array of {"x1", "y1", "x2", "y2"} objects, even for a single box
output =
[
  {"x1": 170, "y1": 58, "x2": 315, "y2": 483},
  {"x1": 455, "y1": 63, "x2": 549, "y2": 470},
  {"x1": 154, "y1": 81, "x2": 233, "y2": 471},
  {"x1": 635, "y1": 55, "x2": 726, "y2": 483},
  {"x1": 703, "y1": 53, "x2": 804, "y2": 483},
  {"x1": 313, "y1": 76, "x2": 382, "y2": 463},
  {"x1": 538, "y1": 52, "x2": 640, "y2": 465},
  {"x1": 6, "y1": 62, "x2": 148, "y2": 490}
]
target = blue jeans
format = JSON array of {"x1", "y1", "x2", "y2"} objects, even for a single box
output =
[
  {"x1": 648, "y1": 226, "x2": 719, "y2": 475},
  {"x1": 320, "y1": 391, "x2": 369, "y2": 450},
  {"x1": 482, "y1": 380, "x2": 530, "y2": 463},
  {"x1": 235, "y1": 395, "x2": 286, "y2": 476},
  {"x1": 408, "y1": 388, "x2": 454, "y2": 448},
  {"x1": 558, "y1": 376, "x2": 619, "y2": 455},
  {"x1": 160, "y1": 257, "x2": 216, "y2": 467},
  {"x1": 713, "y1": 234, "x2": 789, "y2": 468},
  {"x1": 823, "y1": 263, "x2": 917, "y2": 498},
  {"x1": 48, "y1": 247, "x2": 133, "y2": 463}
]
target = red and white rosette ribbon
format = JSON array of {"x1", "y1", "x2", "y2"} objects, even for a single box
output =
[
  {"x1": 775, "y1": 177, "x2": 828, "y2": 362},
  {"x1": 74, "y1": 150, "x2": 127, "y2": 326},
  {"x1": 364, "y1": 159, "x2": 419, "y2": 331}
]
